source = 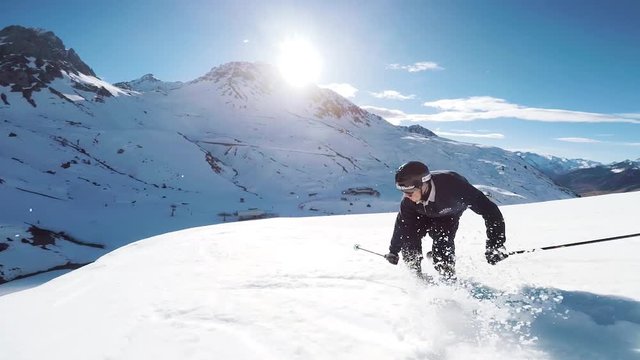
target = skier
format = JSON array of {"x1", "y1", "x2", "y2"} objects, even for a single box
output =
[{"x1": 384, "y1": 161, "x2": 509, "y2": 279}]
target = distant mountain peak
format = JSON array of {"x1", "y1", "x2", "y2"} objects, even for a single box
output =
[
  {"x1": 114, "y1": 73, "x2": 182, "y2": 92},
  {"x1": 192, "y1": 61, "x2": 281, "y2": 99},
  {"x1": 183, "y1": 62, "x2": 280, "y2": 108},
  {"x1": 191, "y1": 61, "x2": 376, "y2": 125},
  {"x1": 403, "y1": 124, "x2": 437, "y2": 137},
  {"x1": 195, "y1": 61, "x2": 280, "y2": 84},
  {"x1": 515, "y1": 151, "x2": 601, "y2": 178},
  {"x1": 140, "y1": 73, "x2": 159, "y2": 82}
]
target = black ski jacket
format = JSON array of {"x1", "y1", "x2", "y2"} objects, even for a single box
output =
[{"x1": 389, "y1": 171, "x2": 506, "y2": 254}]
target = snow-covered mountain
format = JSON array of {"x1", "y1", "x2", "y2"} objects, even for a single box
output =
[
  {"x1": 403, "y1": 124, "x2": 438, "y2": 137},
  {"x1": 554, "y1": 159, "x2": 640, "y2": 196},
  {"x1": 0, "y1": 26, "x2": 574, "y2": 284},
  {"x1": 114, "y1": 74, "x2": 183, "y2": 94},
  {"x1": 0, "y1": 25, "x2": 128, "y2": 107},
  {"x1": 1, "y1": 192, "x2": 639, "y2": 359},
  {"x1": 515, "y1": 151, "x2": 601, "y2": 179},
  {"x1": 516, "y1": 152, "x2": 640, "y2": 196}
]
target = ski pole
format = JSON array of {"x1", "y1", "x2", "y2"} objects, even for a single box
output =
[
  {"x1": 508, "y1": 232, "x2": 640, "y2": 255},
  {"x1": 353, "y1": 244, "x2": 386, "y2": 258}
]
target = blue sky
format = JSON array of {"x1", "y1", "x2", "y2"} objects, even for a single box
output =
[{"x1": 2, "y1": 0, "x2": 639, "y2": 162}]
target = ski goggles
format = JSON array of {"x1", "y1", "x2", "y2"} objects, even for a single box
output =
[
  {"x1": 396, "y1": 185, "x2": 419, "y2": 194},
  {"x1": 395, "y1": 174, "x2": 431, "y2": 194}
]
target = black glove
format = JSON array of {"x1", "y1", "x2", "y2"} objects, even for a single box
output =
[
  {"x1": 384, "y1": 253, "x2": 399, "y2": 265},
  {"x1": 485, "y1": 246, "x2": 508, "y2": 265}
]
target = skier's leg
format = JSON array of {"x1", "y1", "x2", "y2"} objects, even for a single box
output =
[
  {"x1": 429, "y1": 216, "x2": 460, "y2": 279},
  {"x1": 400, "y1": 216, "x2": 429, "y2": 277},
  {"x1": 400, "y1": 241, "x2": 422, "y2": 276}
]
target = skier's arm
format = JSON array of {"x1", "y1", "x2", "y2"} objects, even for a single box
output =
[
  {"x1": 389, "y1": 199, "x2": 421, "y2": 254},
  {"x1": 463, "y1": 182, "x2": 506, "y2": 249}
]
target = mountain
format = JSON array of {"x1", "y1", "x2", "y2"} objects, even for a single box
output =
[
  {"x1": 403, "y1": 124, "x2": 437, "y2": 137},
  {"x1": 515, "y1": 151, "x2": 601, "y2": 179},
  {"x1": 515, "y1": 152, "x2": 640, "y2": 196},
  {"x1": 0, "y1": 25, "x2": 127, "y2": 107},
  {"x1": 114, "y1": 74, "x2": 183, "y2": 93},
  {"x1": 0, "y1": 26, "x2": 574, "y2": 284},
  {"x1": 554, "y1": 160, "x2": 640, "y2": 196},
  {"x1": 1, "y1": 192, "x2": 639, "y2": 359}
]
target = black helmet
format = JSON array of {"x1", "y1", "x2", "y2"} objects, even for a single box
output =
[{"x1": 395, "y1": 161, "x2": 431, "y2": 191}]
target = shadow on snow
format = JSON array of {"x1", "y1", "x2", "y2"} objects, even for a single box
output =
[{"x1": 458, "y1": 280, "x2": 640, "y2": 360}]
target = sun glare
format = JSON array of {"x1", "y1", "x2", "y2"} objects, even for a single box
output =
[{"x1": 277, "y1": 37, "x2": 322, "y2": 87}]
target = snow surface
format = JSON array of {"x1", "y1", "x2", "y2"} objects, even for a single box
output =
[
  {"x1": 62, "y1": 93, "x2": 85, "y2": 101},
  {"x1": 0, "y1": 270, "x2": 68, "y2": 297},
  {"x1": 1, "y1": 192, "x2": 639, "y2": 360},
  {"x1": 63, "y1": 70, "x2": 129, "y2": 97}
]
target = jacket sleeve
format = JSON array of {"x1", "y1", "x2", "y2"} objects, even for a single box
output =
[
  {"x1": 389, "y1": 199, "x2": 421, "y2": 254},
  {"x1": 461, "y1": 179, "x2": 506, "y2": 249}
]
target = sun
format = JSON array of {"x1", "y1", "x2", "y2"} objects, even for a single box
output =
[{"x1": 277, "y1": 37, "x2": 322, "y2": 87}]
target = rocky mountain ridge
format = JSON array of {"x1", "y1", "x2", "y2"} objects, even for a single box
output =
[{"x1": 0, "y1": 25, "x2": 126, "y2": 107}]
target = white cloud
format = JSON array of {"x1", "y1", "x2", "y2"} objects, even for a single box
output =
[
  {"x1": 369, "y1": 90, "x2": 416, "y2": 100},
  {"x1": 609, "y1": 141, "x2": 640, "y2": 146},
  {"x1": 319, "y1": 83, "x2": 358, "y2": 98},
  {"x1": 362, "y1": 99, "x2": 640, "y2": 125},
  {"x1": 555, "y1": 137, "x2": 602, "y2": 143},
  {"x1": 424, "y1": 96, "x2": 517, "y2": 112},
  {"x1": 418, "y1": 96, "x2": 640, "y2": 124},
  {"x1": 243, "y1": 39, "x2": 250, "y2": 44},
  {"x1": 361, "y1": 105, "x2": 446, "y2": 125},
  {"x1": 361, "y1": 105, "x2": 407, "y2": 124},
  {"x1": 617, "y1": 113, "x2": 640, "y2": 120},
  {"x1": 435, "y1": 131, "x2": 505, "y2": 139},
  {"x1": 387, "y1": 61, "x2": 443, "y2": 72},
  {"x1": 554, "y1": 138, "x2": 640, "y2": 146}
]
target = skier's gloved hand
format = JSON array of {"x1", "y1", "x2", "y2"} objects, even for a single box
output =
[
  {"x1": 384, "y1": 253, "x2": 399, "y2": 265},
  {"x1": 485, "y1": 246, "x2": 508, "y2": 265}
]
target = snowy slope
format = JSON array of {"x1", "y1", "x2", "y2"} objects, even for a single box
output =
[
  {"x1": 0, "y1": 192, "x2": 639, "y2": 360},
  {"x1": 1, "y1": 27, "x2": 574, "y2": 284}
]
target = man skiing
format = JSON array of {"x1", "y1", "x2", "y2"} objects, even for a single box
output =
[{"x1": 384, "y1": 161, "x2": 509, "y2": 279}]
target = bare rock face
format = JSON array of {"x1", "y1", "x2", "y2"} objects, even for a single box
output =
[{"x1": 0, "y1": 25, "x2": 100, "y2": 106}]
